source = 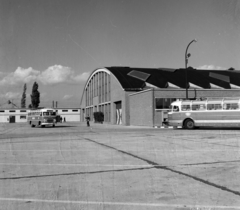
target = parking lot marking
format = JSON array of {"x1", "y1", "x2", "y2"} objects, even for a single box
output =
[
  {"x1": 0, "y1": 162, "x2": 155, "y2": 167},
  {"x1": 0, "y1": 197, "x2": 239, "y2": 209}
]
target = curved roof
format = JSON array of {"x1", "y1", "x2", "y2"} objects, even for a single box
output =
[{"x1": 105, "y1": 67, "x2": 240, "y2": 90}]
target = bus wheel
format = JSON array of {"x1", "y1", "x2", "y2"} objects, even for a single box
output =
[
  {"x1": 31, "y1": 124, "x2": 35, "y2": 128},
  {"x1": 184, "y1": 119, "x2": 195, "y2": 129},
  {"x1": 52, "y1": 124, "x2": 55, "y2": 127}
]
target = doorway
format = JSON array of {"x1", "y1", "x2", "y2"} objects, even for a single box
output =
[
  {"x1": 9, "y1": 116, "x2": 15, "y2": 123},
  {"x1": 115, "y1": 101, "x2": 122, "y2": 125}
]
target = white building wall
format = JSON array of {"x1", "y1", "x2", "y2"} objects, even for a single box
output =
[{"x1": 56, "y1": 108, "x2": 80, "y2": 122}]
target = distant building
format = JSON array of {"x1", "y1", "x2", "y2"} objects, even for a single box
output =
[
  {"x1": 0, "y1": 108, "x2": 80, "y2": 123},
  {"x1": 80, "y1": 67, "x2": 240, "y2": 127}
]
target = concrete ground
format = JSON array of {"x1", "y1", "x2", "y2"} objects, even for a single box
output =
[{"x1": 0, "y1": 122, "x2": 240, "y2": 210}]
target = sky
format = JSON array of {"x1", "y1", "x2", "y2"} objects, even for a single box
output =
[{"x1": 0, "y1": 0, "x2": 239, "y2": 108}]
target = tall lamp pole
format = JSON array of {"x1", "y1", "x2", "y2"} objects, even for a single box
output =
[{"x1": 185, "y1": 39, "x2": 197, "y2": 99}]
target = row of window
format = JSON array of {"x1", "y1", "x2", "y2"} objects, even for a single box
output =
[
  {"x1": 181, "y1": 103, "x2": 240, "y2": 111},
  {"x1": 60, "y1": 110, "x2": 79, "y2": 112},
  {"x1": 0, "y1": 110, "x2": 27, "y2": 113},
  {"x1": 86, "y1": 71, "x2": 111, "y2": 106},
  {"x1": 0, "y1": 109, "x2": 79, "y2": 113},
  {"x1": 85, "y1": 103, "x2": 111, "y2": 122}
]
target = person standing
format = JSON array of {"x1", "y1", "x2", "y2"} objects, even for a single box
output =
[{"x1": 86, "y1": 116, "x2": 90, "y2": 127}]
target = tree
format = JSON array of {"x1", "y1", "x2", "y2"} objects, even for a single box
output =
[
  {"x1": 228, "y1": 67, "x2": 235, "y2": 70},
  {"x1": 21, "y1": 83, "x2": 27, "y2": 108},
  {"x1": 31, "y1": 82, "x2": 40, "y2": 108}
]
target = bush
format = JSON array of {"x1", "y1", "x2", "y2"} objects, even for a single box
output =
[{"x1": 93, "y1": 112, "x2": 104, "y2": 123}]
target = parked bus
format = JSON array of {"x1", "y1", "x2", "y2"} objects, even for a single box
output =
[
  {"x1": 167, "y1": 98, "x2": 240, "y2": 129},
  {"x1": 27, "y1": 108, "x2": 57, "y2": 127}
]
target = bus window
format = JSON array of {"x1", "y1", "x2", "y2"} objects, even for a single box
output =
[
  {"x1": 192, "y1": 104, "x2": 206, "y2": 111},
  {"x1": 207, "y1": 104, "x2": 222, "y2": 110},
  {"x1": 215, "y1": 104, "x2": 222, "y2": 110},
  {"x1": 207, "y1": 104, "x2": 214, "y2": 110},
  {"x1": 181, "y1": 104, "x2": 191, "y2": 111},
  {"x1": 173, "y1": 106, "x2": 179, "y2": 112},
  {"x1": 223, "y1": 103, "x2": 239, "y2": 110},
  {"x1": 43, "y1": 112, "x2": 49, "y2": 116},
  {"x1": 192, "y1": 104, "x2": 199, "y2": 111}
]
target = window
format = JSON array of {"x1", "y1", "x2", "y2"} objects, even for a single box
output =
[
  {"x1": 181, "y1": 104, "x2": 191, "y2": 111},
  {"x1": 155, "y1": 98, "x2": 176, "y2": 109},
  {"x1": 223, "y1": 103, "x2": 239, "y2": 110},
  {"x1": 20, "y1": 116, "x2": 26, "y2": 119},
  {"x1": 62, "y1": 110, "x2": 68, "y2": 112},
  {"x1": 9, "y1": 110, "x2": 15, "y2": 112},
  {"x1": 173, "y1": 106, "x2": 179, "y2": 112},
  {"x1": 20, "y1": 110, "x2": 26, "y2": 112},
  {"x1": 72, "y1": 110, "x2": 79, "y2": 112},
  {"x1": 192, "y1": 104, "x2": 206, "y2": 111},
  {"x1": 127, "y1": 70, "x2": 150, "y2": 81},
  {"x1": 0, "y1": 110, "x2": 5, "y2": 112},
  {"x1": 207, "y1": 104, "x2": 222, "y2": 110}
]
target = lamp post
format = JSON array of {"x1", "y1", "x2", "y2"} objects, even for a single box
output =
[{"x1": 185, "y1": 39, "x2": 197, "y2": 99}]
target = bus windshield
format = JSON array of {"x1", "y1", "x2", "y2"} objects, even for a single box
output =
[
  {"x1": 170, "y1": 105, "x2": 179, "y2": 112},
  {"x1": 43, "y1": 112, "x2": 56, "y2": 116}
]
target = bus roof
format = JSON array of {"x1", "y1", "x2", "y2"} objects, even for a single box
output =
[{"x1": 29, "y1": 107, "x2": 56, "y2": 112}]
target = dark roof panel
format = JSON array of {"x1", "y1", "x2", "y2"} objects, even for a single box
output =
[{"x1": 105, "y1": 67, "x2": 240, "y2": 90}]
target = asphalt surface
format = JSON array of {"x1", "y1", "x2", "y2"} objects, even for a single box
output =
[{"x1": 0, "y1": 122, "x2": 240, "y2": 210}]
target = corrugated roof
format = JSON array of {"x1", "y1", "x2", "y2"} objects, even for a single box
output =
[{"x1": 105, "y1": 67, "x2": 240, "y2": 90}]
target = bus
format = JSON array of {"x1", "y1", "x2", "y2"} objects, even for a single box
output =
[
  {"x1": 27, "y1": 108, "x2": 57, "y2": 127},
  {"x1": 167, "y1": 98, "x2": 240, "y2": 129}
]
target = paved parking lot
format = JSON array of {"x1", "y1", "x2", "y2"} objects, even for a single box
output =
[{"x1": 0, "y1": 122, "x2": 240, "y2": 210}]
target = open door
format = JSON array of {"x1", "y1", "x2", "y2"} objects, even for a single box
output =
[{"x1": 115, "y1": 101, "x2": 122, "y2": 125}]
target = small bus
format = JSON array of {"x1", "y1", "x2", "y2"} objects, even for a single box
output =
[
  {"x1": 27, "y1": 108, "x2": 57, "y2": 127},
  {"x1": 167, "y1": 98, "x2": 240, "y2": 129}
]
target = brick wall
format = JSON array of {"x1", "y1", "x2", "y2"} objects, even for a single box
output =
[{"x1": 129, "y1": 89, "x2": 154, "y2": 126}]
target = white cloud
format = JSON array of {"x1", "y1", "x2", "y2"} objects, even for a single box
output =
[
  {"x1": 0, "y1": 65, "x2": 90, "y2": 86},
  {"x1": 63, "y1": 95, "x2": 73, "y2": 100},
  {"x1": 0, "y1": 92, "x2": 21, "y2": 99},
  {"x1": 196, "y1": 65, "x2": 225, "y2": 70},
  {"x1": 72, "y1": 72, "x2": 90, "y2": 82},
  {"x1": 0, "y1": 67, "x2": 39, "y2": 86},
  {"x1": 38, "y1": 65, "x2": 74, "y2": 85}
]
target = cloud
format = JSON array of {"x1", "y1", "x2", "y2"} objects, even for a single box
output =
[
  {"x1": 0, "y1": 65, "x2": 90, "y2": 86},
  {"x1": 196, "y1": 65, "x2": 226, "y2": 70},
  {"x1": 38, "y1": 65, "x2": 73, "y2": 85},
  {"x1": 72, "y1": 72, "x2": 90, "y2": 82},
  {"x1": 0, "y1": 67, "x2": 39, "y2": 85},
  {"x1": 63, "y1": 95, "x2": 73, "y2": 100},
  {"x1": 0, "y1": 92, "x2": 21, "y2": 99}
]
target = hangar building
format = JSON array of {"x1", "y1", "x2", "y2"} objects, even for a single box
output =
[{"x1": 80, "y1": 67, "x2": 240, "y2": 127}]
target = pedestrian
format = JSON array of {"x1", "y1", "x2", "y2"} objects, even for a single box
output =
[{"x1": 86, "y1": 116, "x2": 90, "y2": 127}]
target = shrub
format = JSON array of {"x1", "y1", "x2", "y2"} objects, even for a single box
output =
[{"x1": 93, "y1": 112, "x2": 104, "y2": 123}]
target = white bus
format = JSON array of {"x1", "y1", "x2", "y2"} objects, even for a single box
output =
[
  {"x1": 167, "y1": 98, "x2": 240, "y2": 129},
  {"x1": 27, "y1": 108, "x2": 57, "y2": 127}
]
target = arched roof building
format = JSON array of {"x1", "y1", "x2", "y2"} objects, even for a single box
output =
[{"x1": 80, "y1": 67, "x2": 240, "y2": 127}]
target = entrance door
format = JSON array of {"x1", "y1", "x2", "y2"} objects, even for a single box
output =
[
  {"x1": 9, "y1": 116, "x2": 15, "y2": 123},
  {"x1": 115, "y1": 101, "x2": 122, "y2": 125}
]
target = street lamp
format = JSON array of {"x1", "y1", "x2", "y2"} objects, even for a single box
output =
[{"x1": 185, "y1": 39, "x2": 197, "y2": 99}]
